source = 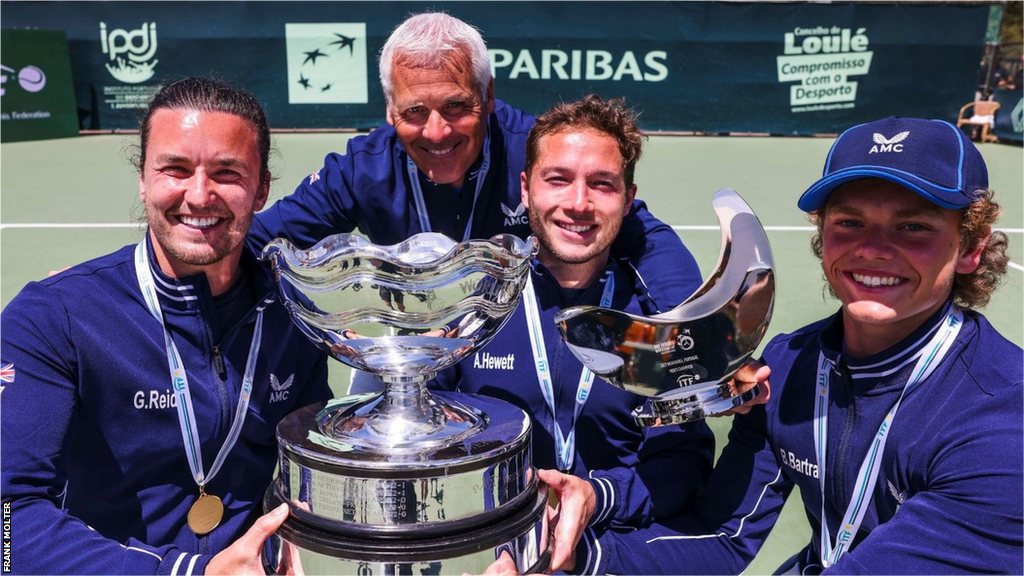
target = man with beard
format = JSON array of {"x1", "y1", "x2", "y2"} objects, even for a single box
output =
[
  {"x1": 428, "y1": 95, "x2": 721, "y2": 572},
  {"x1": 1, "y1": 77, "x2": 331, "y2": 574}
]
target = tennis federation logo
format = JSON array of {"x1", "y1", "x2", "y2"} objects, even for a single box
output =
[
  {"x1": 285, "y1": 23, "x2": 368, "y2": 105},
  {"x1": 869, "y1": 131, "x2": 909, "y2": 154},
  {"x1": 269, "y1": 373, "x2": 295, "y2": 403},
  {"x1": 501, "y1": 202, "x2": 528, "y2": 227}
]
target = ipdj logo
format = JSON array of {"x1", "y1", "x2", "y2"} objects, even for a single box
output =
[
  {"x1": 100, "y1": 22, "x2": 159, "y2": 84},
  {"x1": 0, "y1": 65, "x2": 47, "y2": 96}
]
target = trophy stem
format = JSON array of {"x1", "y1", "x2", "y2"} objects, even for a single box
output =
[{"x1": 375, "y1": 380, "x2": 443, "y2": 431}]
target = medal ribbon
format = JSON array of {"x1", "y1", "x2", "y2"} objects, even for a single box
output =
[
  {"x1": 408, "y1": 129, "x2": 491, "y2": 241},
  {"x1": 522, "y1": 270, "x2": 615, "y2": 472},
  {"x1": 134, "y1": 241, "x2": 263, "y2": 488},
  {"x1": 814, "y1": 308, "x2": 962, "y2": 567}
]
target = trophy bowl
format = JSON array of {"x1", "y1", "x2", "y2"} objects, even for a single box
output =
[
  {"x1": 555, "y1": 189, "x2": 775, "y2": 425},
  {"x1": 260, "y1": 233, "x2": 549, "y2": 575}
]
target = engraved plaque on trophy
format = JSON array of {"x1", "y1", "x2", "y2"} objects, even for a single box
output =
[
  {"x1": 260, "y1": 233, "x2": 548, "y2": 574},
  {"x1": 555, "y1": 189, "x2": 775, "y2": 425}
]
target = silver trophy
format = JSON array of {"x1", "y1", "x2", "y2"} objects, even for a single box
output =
[
  {"x1": 260, "y1": 233, "x2": 548, "y2": 575},
  {"x1": 555, "y1": 189, "x2": 775, "y2": 425}
]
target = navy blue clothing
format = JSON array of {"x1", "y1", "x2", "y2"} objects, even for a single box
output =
[
  {"x1": 0, "y1": 238, "x2": 331, "y2": 575},
  {"x1": 431, "y1": 260, "x2": 715, "y2": 529},
  {"x1": 578, "y1": 302, "x2": 1024, "y2": 575},
  {"x1": 248, "y1": 99, "x2": 702, "y2": 312}
]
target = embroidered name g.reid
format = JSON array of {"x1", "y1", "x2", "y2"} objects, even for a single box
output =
[{"x1": 473, "y1": 352, "x2": 516, "y2": 370}]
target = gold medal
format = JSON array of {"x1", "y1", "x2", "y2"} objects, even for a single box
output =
[{"x1": 187, "y1": 489, "x2": 224, "y2": 535}]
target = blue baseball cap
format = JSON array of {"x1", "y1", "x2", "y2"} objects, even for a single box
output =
[{"x1": 798, "y1": 117, "x2": 989, "y2": 211}]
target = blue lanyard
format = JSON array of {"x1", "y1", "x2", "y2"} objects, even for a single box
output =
[
  {"x1": 406, "y1": 130, "x2": 491, "y2": 241},
  {"x1": 522, "y1": 269, "x2": 614, "y2": 472},
  {"x1": 134, "y1": 241, "x2": 263, "y2": 488},
  {"x1": 814, "y1": 308, "x2": 962, "y2": 567}
]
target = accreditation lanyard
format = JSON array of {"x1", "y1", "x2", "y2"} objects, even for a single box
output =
[
  {"x1": 522, "y1": 270, "x2": 614, "y2": 472},
  {"x1": 814, "y1": 308, "x2": 962, "y2": 568},
  {"x1": 134, "y1": 241, "x2": 263, "y2": 489},
  {"x1": 407, "y1": 130, "x2": 491, "y2": 241}
]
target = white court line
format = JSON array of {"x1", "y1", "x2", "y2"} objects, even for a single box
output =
[
  {"x1": 3, "y1": 222, "x2": 1022, "y2": 270},
  {"x1": 677, "y1": 225, "x2": 1024, "y2": 272},
  {"x1": 672, "y1": 225, "x2": 1024, "y2": 234},
  {"x1": 0, "y1": 223, "x2": 142, "y2": 229},
  {"x1": 676, "y1": 225, "x2": 814, "y2": 232}
]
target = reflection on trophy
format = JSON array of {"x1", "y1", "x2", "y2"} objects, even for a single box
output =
[
  {"x1": 260, "y1": 233, "x2": 548, "y2": 574},
  {"x1": 555, "y1": 189, "x2": 775, "y2": 426}
]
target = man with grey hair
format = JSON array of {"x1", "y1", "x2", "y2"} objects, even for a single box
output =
[{"x1": 249, "y1": 11, "x2": 702, "y2": 318}]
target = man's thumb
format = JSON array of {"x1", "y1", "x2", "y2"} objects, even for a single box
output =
[{"x1": 247, "y1": 503, "x2": 289, "y2": 544}]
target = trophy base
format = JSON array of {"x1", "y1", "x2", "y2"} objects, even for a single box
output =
[
  {"x1": 262, "y1": 481, "x2": 550, "y2": 575},
  {"x1": 633, "y1": 382, "x2": 762, "y2": 426},
  {"x1": 275, "y1": 393, "x2": 536, "y2": 534}
]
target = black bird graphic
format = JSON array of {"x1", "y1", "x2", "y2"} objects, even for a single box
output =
[
  {"x1": 330, "y1": 33, "x2": 356, "y2": 55},
  {"x1": 303, "y1": 48, "x2": 327, "y2": 65},
  {"x1": 297, "y1": 74, "x2": 311, "y2": 89},
  {"x1": 321, "y1": 83, "x2": 332, "y2": 92}
]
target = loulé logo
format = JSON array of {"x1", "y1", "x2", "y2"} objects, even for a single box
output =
[
  {"x1": 0, "y1": 65, "x2": 47, "y2": 96},
  {"x1": 100, "y1": 22, "x2": 158, "y2": 84},
  {"x1": 776, "y1": 26, "x2": 874, "y2": 113},
  {"x1": 285, "y1": 23, "x2": 368, "y2": 105}
]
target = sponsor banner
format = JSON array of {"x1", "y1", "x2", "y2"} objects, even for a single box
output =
[
  {"x1": 1, "y1": 28, "x2": 79, "y2": 142},
  {"x1": 992, "y1": 88, "x2": 1023, "y2": 143},
  {"x1": 0, "y1": 2, "x2": 989, "y2": 134}
]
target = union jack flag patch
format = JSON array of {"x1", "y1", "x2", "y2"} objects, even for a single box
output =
[{"x1": 1, "y1": 363, "x2": 14, "y2": 384}]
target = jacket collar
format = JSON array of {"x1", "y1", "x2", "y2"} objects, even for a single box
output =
[
  {"x1": 142, "y1": 232, "x2": 277, "y2": 314},
  {"x1": 819, "y1": 300, "x2": 957, "y2": 393}
]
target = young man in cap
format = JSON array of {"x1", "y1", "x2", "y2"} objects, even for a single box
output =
[{"x1": 554, "y1": 116, "x2": 1023, "y2": 575}]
